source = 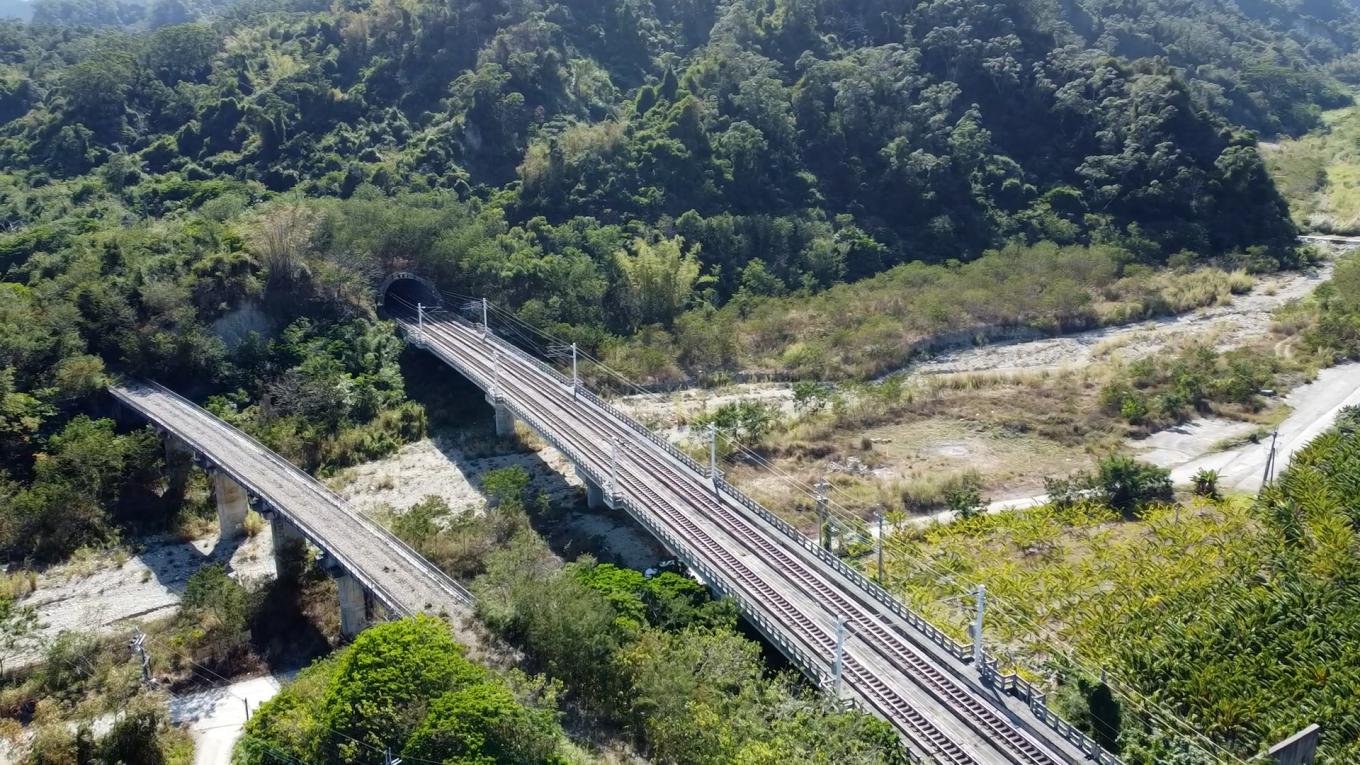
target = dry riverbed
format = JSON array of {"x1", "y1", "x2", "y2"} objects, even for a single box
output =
[
  {"x1": 16, "y1": 531, "x2": 275, "y2": 668},
  {"x1": 612, "y1": 258, "x2": 1345, "y2": 515},
  {"x1": 330, "y1": 431, "x2": 669, "y2": 571}
]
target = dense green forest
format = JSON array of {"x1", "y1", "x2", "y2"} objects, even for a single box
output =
[
  {"x1": 1, "y1": 0, "x2": 1351, "y2": 542},
  {"x1": 0, "y1": 0, "x2": 1357, "y2": 760}
]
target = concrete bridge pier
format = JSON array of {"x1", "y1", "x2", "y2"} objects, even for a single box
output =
[
  {"x1": 335, "y1": 572, "x2": 372, "y2": 638},
  {"x1": 575, "y1": 465, "x2": 606, "y2": 509},
  {"x1": 270, "y1": 514, "x2": 306, "y2": 576},
  {"x1": 210, "y1": 471, "x2": 250, "y2": 540},
  {"x1": 493, "y1": 401, "x2": 516, "y2": 437},
  {"x1": 163, "y1": 434, "x2": 195, "y2": 501}
]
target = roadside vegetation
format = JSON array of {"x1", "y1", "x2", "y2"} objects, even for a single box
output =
[
  {"x1": 876, "y1": 410, "x2": 1360, "y2": 763},
  {"x1": 238, "y1": 616, "x2": 575, "y2": 765}
]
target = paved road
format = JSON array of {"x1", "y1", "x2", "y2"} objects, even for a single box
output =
[
  {"x1": 170, "y1": 675, "x2": 285, "y2": 765},
  {"x1": 399, "y1": 303, "x2": 1106, "y2": 765},
  {"x1": 110, "y1": 381, "x2": 476, "y2": 640},
  {"x1": 1168, "y1": 362, "x2": 1360, "y2": 491}
]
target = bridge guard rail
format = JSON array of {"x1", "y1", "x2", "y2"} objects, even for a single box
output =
[
  {"x1": 472, "y1": 370, "x2": 939, "y2": 763},
  {"x1": 413, "y1": 309, "x2": 1127, "y2": 765},
  {"x1": 441, "y1": 309, "x2": 976, "y2": 662},
  {"x1": 111, "y1": 381, "x2": 474, "y2": 616},
  {"x1": 981, "y1": 658, "x2": 1123, "y2": 764}
]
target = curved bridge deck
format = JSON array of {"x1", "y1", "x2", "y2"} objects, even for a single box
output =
[
  {"x1": 110, "y1": 380, "x2": 474, "y2": 627},
  {"x1": 396, "y1": 303, "x2": 1114, "y2": 765}
]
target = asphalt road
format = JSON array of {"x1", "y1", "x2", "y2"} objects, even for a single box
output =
[{"x1": 1169, "y1": 362, "x2": 1360, "y2": 492}]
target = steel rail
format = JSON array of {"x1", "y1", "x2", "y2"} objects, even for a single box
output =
[
  {"x1": 408, "y1": 309, "x2": 1065, "y2": 765},
  {"x1": 409, "y1": 315, "x2": 979, "y2": 764}
]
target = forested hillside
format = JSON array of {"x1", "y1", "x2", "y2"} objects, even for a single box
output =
[{"x1": 0, "y1": 0, "x2": 1353, "y2": 562}]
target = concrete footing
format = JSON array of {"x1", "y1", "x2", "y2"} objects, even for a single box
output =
[
  {"x1": 211, "y1": 471, "x2": 249, "y2": 540},
  {"x1": 336, "y1": 572, "x2": 371, "y2": 638},
  {"x1": 493, "y1": 402, "x2": 515, "y2": 437}
]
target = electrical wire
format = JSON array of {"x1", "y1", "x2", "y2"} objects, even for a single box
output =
[{"x1": 457, "y1": 295, "x2": 1252, "y2": 763}]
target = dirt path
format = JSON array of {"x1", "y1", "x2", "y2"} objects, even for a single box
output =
[
  {"x1": 1154, "y1": 362, "x2": 1360, "y2": 491},
  {"x1": 170, "y1": 674, "x2": 287, "y2": 765}
]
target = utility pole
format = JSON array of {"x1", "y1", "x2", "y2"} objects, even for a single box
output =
[
  {"x1": 1261, "y1": 430, "x2": 1280, "y2": 487},
  {"x1": 832, "y1": 613, "x2": 847, "y2": 697},
  {"x1": 972, "y1": 584, "x2": 986, "y2": 665},
  {"x1": 571, "y1": 342, "x2": 579, "y2": 398},
  {"x1": 815, "y1": 480, "x2": 831, "y2": 551},
  {"x1": 481, "y1": 297, "x2": 489, "y2": 340},
  {"x1": 129, "y1": 627, "x2": 151, "y2": 686},
  {"x1": 875, "y1": 510, "x2": 885, "y2": 584},
  {"x1": 385, "y1": 749, "x2": 402, "y2": 765},
  {"x1": 416, "y1": 302, "x2": 424, "y2": 345}
]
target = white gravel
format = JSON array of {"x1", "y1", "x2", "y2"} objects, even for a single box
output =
[
  {"x1": 912, "y1": 264, "x2": 1333, "y2": 376},
  {"x1": 17, "y1": 532, "x2": 275, "y2": 667},
  {"x1": 332, "y1": 435, "x2": 583, "y2": 515}
]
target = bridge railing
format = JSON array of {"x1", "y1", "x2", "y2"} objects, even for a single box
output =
[
  {"x1": 715, "y1": 475, "x2": 974, "y2": 662},
  {"x1": 417, "y1": 308, "x2": 1119, "y2": 763},
  {"x1": 112, "y1": 381, "x2": 474, "y2": 615},
  {"x1": 442, "y1": 310, "x2": 976, "y2": 663},
  {"x1": 460, "y1": 372, "x2": 927, "y2": 763},
  {"x1": 981, "y1": 658, "x2": 1124, "y2": 764}
]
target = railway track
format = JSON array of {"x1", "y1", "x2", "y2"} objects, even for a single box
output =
[
  {"x1": 409, "y1": 313, "x2": 978, "y2": 764},
  {"x1": 397, "y1": 301, "x2": 1073, "y2": 765}
]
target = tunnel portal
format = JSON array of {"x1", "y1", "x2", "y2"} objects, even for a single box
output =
[{"x1": 378, "y1": 272, "x2": 443, "y2": 316}]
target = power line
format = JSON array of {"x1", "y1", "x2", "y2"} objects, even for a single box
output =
[{"x1": 457, "y1": 296, "x2": 1253, "y2": 762}]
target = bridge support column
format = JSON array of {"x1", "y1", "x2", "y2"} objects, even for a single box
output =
[
  {"x1": 336, "y1": 572, "x2": 371, "y2": 638},
  {"x1": 575, "y1": 465, "x2": 605, "y2": 510},
  {"x1": 270, "y1": 515, "x2": 306, "y2": 577},
  {"x1": 211, "y1": 471, "x2": 249, "y2": 541},
  {"x1": 493, "y1": 402, "x2": 515, "y2": 437},
  {"x1": 163, "y1": 434, "x2": 194, "y2": 502}
]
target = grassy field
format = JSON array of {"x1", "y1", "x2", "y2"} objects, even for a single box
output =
[{"x1": 1263, "y1": 101, "x2": 1360, "y2": 233}]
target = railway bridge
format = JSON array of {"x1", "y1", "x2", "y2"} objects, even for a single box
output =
[{"x1": 381, "y1": 276, "x2": 1120, "y2": 765}]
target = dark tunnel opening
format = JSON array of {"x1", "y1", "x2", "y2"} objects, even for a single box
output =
[{"x1": 380, "y1": 274, "x2": 443, "y2": 317}]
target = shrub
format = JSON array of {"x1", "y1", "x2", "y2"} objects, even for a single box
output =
[
  {"x1": 1192, "y1": 468, "x2": 1220, "y2": 500},
  {"x1": 945, "y1": 483, "x2": 986, "y2": 519},
  {"x1": 1094, "y1": 455, "x2": 1173, "y2": 517}
]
